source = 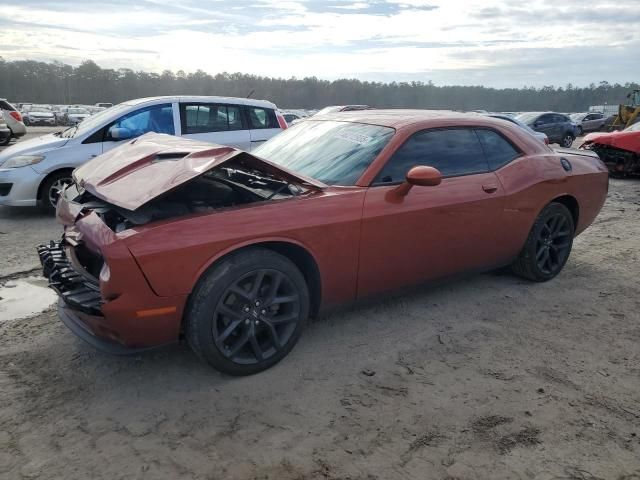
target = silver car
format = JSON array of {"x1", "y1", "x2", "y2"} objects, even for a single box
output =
[
  {"x1": 23, "y1": 107, "x2": 56, "y2": 126},
  {"x1": 570, "y1": 112, "x2": 606, "y2": 135},
  {"x1": 0, "y1": 99, "x2": 27, "y2": 146},
  {"x1": 0, "y1": 95, "x2": 288, "y2": 211}
]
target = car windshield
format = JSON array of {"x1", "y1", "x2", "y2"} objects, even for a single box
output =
[
  {"x1": 515, "y1": 112, "x2": 540, "y2": 124},
  {"x1": 570, "y1": 113, "x2": 586, "y2": 121},
  {"x1": 31, "y1": 108, "x2": 51, "y2": 113},
  {"x1": 624, "y1": 122, "x2": 640, "y2": 132},
  {"x1": 60, "y1": 102, "x2": 130, "y2": 138},
  {"x1": 253, "y1": 120, "x2": 394, "y2": 185}
]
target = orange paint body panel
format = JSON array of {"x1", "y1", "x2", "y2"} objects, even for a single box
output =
[{"x1": 51, "y1": 112, "x2": 608, "y2": 350}]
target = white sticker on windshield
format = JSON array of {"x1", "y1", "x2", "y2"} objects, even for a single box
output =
[{"x1": 333, "y1": 131, "x2": 373, "y2": 145}]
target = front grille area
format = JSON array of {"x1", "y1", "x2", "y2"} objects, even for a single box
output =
[
  {"x1": 0, "y1": 183, "x2": 12, "y2": 196},
  {"x1": 38, "y1": 241, "x2": 103, "y2": 316}
]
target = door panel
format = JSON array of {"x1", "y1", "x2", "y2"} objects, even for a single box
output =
[
  {"x1": 245, "y1": 106, "x2": 281, "y2": 151},
  {"x1": 357, "y1": 173, "x2": 506, "y2": 299},
  {"x1": 183, "y1": 130, "x2": 251, "y2": 150},
  {"x1": 249, "y1": 128, "x2": 281, "y2": 150}
]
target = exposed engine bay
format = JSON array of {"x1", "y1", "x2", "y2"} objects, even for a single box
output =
[{"x1": 64, "y1": 159, "x2": 306, "y2": 232}]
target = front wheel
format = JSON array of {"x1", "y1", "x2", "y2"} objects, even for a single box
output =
[
  {"x1": 186, "y1": 248, "x2": 309, "y2": 375},
  {"x1": 39, "y1": 171, "x2": 73, "y2": 213},
  {"x1": 561, "y1": 134, "x2": 575, "y2": 148},
  {"x1": 512, "y1": 202, "x2": 574, "y2": 282}
]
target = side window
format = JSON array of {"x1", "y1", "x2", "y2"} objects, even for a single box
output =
[
  {"x1": 594, "y1": 113, "x2": 604, "y2": 119},
  {"x1": 374, "y1": 128, "x2": 488, "y2": 184},
  {"x1": 180, "y1": 104, "x2": 245, "y2": 134},
  {"x1": 475, "y1": 129, "x2": 521, "y2": 170},
  {"x1": 537, "y1": 114, "x2": 552, "y2": 125},
  {"x1": 106, "y1": 104, "x2": 174, "y2": 141},
  {"x1": 247, "y1": 107, "x2": 278, "y2": 129},
  {"x1": 554, "y1": 114, "x2": 568, "y2": 123}
]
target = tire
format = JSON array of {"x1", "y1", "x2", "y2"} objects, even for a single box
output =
[
  {"x1": 186, "y1": 248, "x2": 309, "y2": 375},
  {"x1": 39, "y1": 171, "x2": 74, "y2": 213},
  {"x1": 23, "y1": 118, "x2": 30, "y2": 126},
  {"x1": 561, "y1": 133, "x2": 575, "y2": 148},
  {"x1": 0, "y1": 131, "x2": 10, "y2": 146},
  {"x1": 512, "y1": 202, "x2": 574, "y2": 282}
]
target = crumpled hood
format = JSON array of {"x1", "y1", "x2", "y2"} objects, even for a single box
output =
[
  {"x1": 74, "y1": 132, "x2": 326, "y2": 211},
  {"x1": 583, "y1": 130, "x2": 640, "y2": 154},
  {"x1": 0, "y1": 133, "x2": 69, "y2": 165}
]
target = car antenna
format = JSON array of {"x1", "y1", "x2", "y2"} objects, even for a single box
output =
[{"x1": 246, "y1": 89, "x2": 255, "y2": 99}]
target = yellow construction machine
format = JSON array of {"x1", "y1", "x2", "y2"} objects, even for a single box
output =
[{"x1": 608, "y1": 89, "x2": 640, "y2": 130}]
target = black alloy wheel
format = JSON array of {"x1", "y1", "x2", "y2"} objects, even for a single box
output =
[
  {"x1": 534, "y1": 213, "x2": 572, "y2": 276},
  {"x1": 512, "y1": 202, "x2": 574, "y2": 282},
  {"x1": 212, "y1": 269, "x2": 301, "y2": 365},
  {"x1": 186, "y1": 248, "x2": 309, "y2": 375}
]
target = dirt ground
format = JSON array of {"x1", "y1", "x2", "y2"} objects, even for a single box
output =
[{"x1": 1, "y1": 133, "x2": 640, "y2": 479}]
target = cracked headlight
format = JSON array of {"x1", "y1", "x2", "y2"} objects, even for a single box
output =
[{"x1": 2, "y1": 155, "x2": 45, "y2": 168}]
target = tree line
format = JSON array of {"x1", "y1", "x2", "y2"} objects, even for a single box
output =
[{"x1": 0, "y1": 58, "x2": 637, "y2": 112}]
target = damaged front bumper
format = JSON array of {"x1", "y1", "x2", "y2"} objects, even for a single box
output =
[
  {"x1": 38, "y1": 240, "x2": 102, "y2": 315},
  {"x1": 37, "y1": 239, "x2": 181, "y2": 355}
]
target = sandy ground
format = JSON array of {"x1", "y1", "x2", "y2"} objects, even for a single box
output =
[{"x1": 1, "y1": 131, "x2": 640, "y2": 479}]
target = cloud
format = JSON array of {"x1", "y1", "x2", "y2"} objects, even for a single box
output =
[{"x1": 0, "y1": 0, "x2": 638, "y2": 87}]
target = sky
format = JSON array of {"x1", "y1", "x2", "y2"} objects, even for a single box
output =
[{"x1": 0, "y1": 0, "x2": 638, "y2": 88}]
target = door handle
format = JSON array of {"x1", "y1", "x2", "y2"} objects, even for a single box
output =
[{"x1": 482, "y1": 184, "x2": 498, "y2": 194}]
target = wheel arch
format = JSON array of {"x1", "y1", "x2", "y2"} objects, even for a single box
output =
[
  {"x1": 190, "y1": 239, "x2": 323, "y2": 320},
  {"x1": 550, "y1": 194, "x2": 579, "y2": 229}
]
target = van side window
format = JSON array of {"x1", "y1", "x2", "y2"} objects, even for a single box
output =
[
  {"x1": 247, "y1": 107, "x2": 278, "y2": 129},
  {"x1": 181, "y1": 104, "x2": 245, "y2": 134}
]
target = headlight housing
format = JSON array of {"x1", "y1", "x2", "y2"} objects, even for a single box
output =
[{"x1": 2, "y1": 155, "x2": 45, "y2": 168}]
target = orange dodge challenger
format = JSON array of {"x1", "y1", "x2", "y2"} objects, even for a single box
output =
[{"x1": 38, "y1": 111, "x2": 608, "y2": 375}]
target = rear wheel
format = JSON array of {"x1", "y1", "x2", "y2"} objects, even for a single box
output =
[
  {"x1": 186, "y1": 248, "x2": 309, "y2": 375},
  {"x1": 512, "y1": 203, "x2": 574, "y2": 282},
  {"x1": 0, "y1": 130, "x2": 11, "y2": 146},
  {"x1": 561, "y1": 133, "x2": 575, "y2": 148}
]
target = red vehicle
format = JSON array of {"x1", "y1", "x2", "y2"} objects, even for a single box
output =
[
  {"x1": 38, "y1": 111, "x2": 608, "y2": 375},
  {"x1": 580, "y1": 122, "x2": 640, "y2": 176}
]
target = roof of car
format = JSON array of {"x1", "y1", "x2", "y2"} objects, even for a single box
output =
[
  {"x1": 310, "y1": 109, "x2": 500, "y2": 129},
  {"x1": 122, "y1": 96, "x2": 277, "y2": 108}
]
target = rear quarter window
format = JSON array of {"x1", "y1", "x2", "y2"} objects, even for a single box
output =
[
  {"x1": 475, "y1": 129, "x2": 521, "y2": 170},
  {"x1": 246, "y1": 107, "x2": 279, "y2": 129}
]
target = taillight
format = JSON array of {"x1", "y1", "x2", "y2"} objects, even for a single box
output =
[
  {"x1": 276, "y1": 111, "x2": 288, "y2": 130},
  {"x1": 10, "y1": 111, "x2": 22, "y2": 122}
]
